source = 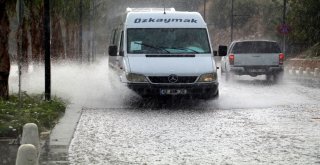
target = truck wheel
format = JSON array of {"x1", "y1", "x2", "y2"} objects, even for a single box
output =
[
  {"x1": 274, "y1": 72, "x2": 284, "y2": 83},
  {"x1": 225, "y1": 72, "x2": 232, "y2": 81},
  {"x1": 266, "y1": 74, "x2": 272, "y2": 82}
]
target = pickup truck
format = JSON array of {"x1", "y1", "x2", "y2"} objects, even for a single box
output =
[{"x1": 221, "y1": 40, "x2": 284, "y2": 81}]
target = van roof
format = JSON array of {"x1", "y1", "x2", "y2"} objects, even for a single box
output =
[{"x1": 125, "y1": 11, "x2": 207, "y2": 28}]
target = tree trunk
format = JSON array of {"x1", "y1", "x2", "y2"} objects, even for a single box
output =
[
  {"x1": 51, "y1": 13, "x2": 64, "y2": 61},
  {"x1": 29, "y1": 1, "x2": 44, "y2": 65},
  {"x1": 16, "y1": 17, "x2": 29, "y2": 73},
  {"x1": 0, "y1": 1, "x2": 11, "y2": 99},
  {"x1": 65, "y1": 22, "x2": 72, "y2": 59},
  {"x1": 66, "y1": 24, "x2": 77, "y2": 60}
]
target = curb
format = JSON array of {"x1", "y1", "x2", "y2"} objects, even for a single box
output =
[
  {"x1": 39, "y1": 104, "x2": 82, "y2": 164},
  {"x1": 285, "y1": 67, "x2": 320, "y2": 78}
]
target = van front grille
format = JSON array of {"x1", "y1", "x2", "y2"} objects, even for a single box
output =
[{"x1": 148, "y1": 76, "x2": 198, "y2": 84}]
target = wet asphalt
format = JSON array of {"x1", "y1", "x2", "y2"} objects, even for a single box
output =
[
  {"x1": 68, "y1": 71, "x2": 320, "y2": 164},
  {"x1": 6, "y1": 58, "x2": 320, "y2": 164}
]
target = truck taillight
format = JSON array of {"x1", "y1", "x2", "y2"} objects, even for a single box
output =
[
  {"x1": 279, "y1": 53, "x2": 285, "y2": 65},
  {"x1": 229, "y1": 54, "x2": 235, "y2": 65}
]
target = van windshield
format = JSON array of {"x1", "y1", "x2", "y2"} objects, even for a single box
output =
[
  {"x1": 127, "y1": 28, "x2": 211, "y2": 54},
  {"x1": 231, "y1": 41, "x2": 281, "y2": 54}
]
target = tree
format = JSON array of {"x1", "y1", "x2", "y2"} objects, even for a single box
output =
[
  {"x1": 0, "y1": 0, "x2": 13, "y2": 99},
  {"x1": 288, "y1": 0, "x2": 320, "y2": 45}
]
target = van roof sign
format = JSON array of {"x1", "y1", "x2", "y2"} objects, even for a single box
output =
[
  {"x1": 126, "y1": 8, "x2": 175, "y2": 12},
  {"x1": 126, "y1": 11, "x2": 206, "y2": 28}
]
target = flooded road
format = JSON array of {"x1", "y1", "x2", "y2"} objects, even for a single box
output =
[
  {"x1": 66, "y1": 59, "x2": 320, "y2": 164},
  {"x1": 8, "y1": 58, "x2": 320, "y2": 164},
  {"x1": 69, "y1": 105, "x2": 320, "y2": 164}
]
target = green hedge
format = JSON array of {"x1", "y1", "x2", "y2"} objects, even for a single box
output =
[{"x1": 0, "y1": 94, "x2": 66, "y2": 138}]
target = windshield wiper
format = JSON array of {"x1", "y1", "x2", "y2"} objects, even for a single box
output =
[
  {"x1": 170, "y1": 47, "x2": 200, "y2": 53},
  {"x1": 134, "y1": 42, "x2": 170, "y2": 53}
]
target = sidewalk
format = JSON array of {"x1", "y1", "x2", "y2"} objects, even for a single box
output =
[{"x1": 40, "y1": 104, "x2": 82, "y2": 164}]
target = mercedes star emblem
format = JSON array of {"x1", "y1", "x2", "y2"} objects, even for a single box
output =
[{"x1": 168, "y1": 74, "x2": 178, "y2": 83}]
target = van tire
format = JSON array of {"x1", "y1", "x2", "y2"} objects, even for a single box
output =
[{"x1": 199, "y1": 90, "x2": 219, "y2": 100}]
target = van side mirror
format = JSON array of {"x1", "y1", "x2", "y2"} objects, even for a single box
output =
[
  {"x1": 218, "y1": 45, "x2": 227, "y2": 56},
  {"x1": 108, "y1": 45, "x2": 117, "y2": 56}
]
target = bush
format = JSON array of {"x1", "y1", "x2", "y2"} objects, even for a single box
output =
[
  {"x1": 300, "y1": 42, "x2": 320, "y2": 59},
  {"x1": 0, "y1": 94, "x2": 66, "y2": 138}
]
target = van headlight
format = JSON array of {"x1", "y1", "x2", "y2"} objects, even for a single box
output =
[
  {"x1": 197, "y1": 73, "x2": 217, "y2": 82},
  {"x1": 126, "y1": 73, "x2": 148, "y2": 82}
]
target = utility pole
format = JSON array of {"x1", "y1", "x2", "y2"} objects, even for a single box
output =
[
  {"x1": 203, "y1": 0, "x2": 206, "y2": 22},
  {"x1": 282, "y1": 0, "x2": 287, "y2": 54},
  {"x1": 231, "y1": 0, "x2": 234, "y2": 42},
  {"x1": 92, "y1": 0, "x2": 96, "y2": 62},
  {"x1": 89, "y1": 0, "x2": 92, "y2": 63},
  {"x1": 44, "y1": 0, "x2": 51, "y2": 100},
  {"x1": 230, "y1": 0, "x2": 250, "y2": 42},
  {"x1": 79, "y1": 0, "x2": 83, "y2": 63}
]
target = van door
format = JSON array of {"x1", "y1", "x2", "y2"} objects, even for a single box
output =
[
  {"x1": 108, "y1": 29, "x2": 118, "y2": 69},
  {"x1": 116, "y1": 31, "x2": 125, "y2": 72}
]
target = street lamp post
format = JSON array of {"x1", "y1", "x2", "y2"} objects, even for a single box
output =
[{"x1": 44, "y1": 0, "x2": 51, "y2": 100}]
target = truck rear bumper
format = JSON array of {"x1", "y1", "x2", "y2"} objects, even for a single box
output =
[{"x1": 230, "y1": 66, "x2": 283, "y2": 76}]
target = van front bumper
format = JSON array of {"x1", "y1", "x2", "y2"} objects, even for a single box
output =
[{"x1": 127, "y1": 82, "x2": 219, "y2": 96}]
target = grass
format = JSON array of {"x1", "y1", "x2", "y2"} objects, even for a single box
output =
[
  {"x1": 299, "y1": 42, "x2": 320, "y2": 59},
  {"x1": 0, "y1": 93, "x2": 67, "y2": 138}
]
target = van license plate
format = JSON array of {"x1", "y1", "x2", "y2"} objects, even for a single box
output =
[{"x1": 160, "y1": 89, "x2": 187, "y2": 95}]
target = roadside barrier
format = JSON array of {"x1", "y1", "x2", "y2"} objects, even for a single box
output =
[
  {"x1": 286, "y1": 67, "x2": 320, "y2": 78},
  {"x1": 16, "y1": 123, "x2": 40, "y2": 165},
  {"x1": 16, "y1": 144, "x2": 38, "y2": 165},
  {"x1": 315, "y1": 68, "x2": 320, "y2": 77}
]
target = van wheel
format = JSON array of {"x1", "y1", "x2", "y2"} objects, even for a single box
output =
[{"x1": 199, "y1": 90, "x2": 219, "y2": 100}]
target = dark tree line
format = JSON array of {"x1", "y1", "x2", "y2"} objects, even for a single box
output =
[
  {"x1": 0, "y1": 0, "x2": 93, "y2": 99},
  {"x1": 287, "y1": 0, "x2": 320, "y2": 45}
]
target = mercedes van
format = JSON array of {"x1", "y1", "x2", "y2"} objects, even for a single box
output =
[{"x1": 108, "y1": 8, "x2": 226, "y2": 98}]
